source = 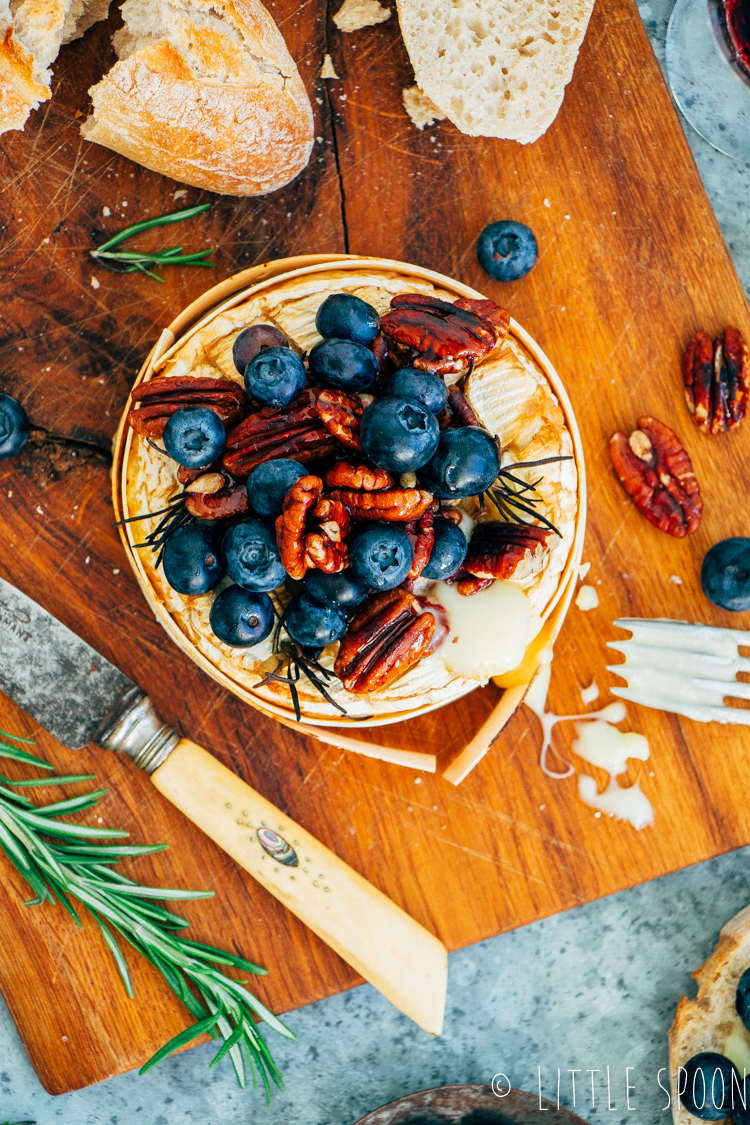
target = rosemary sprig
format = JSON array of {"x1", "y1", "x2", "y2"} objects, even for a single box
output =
[
  {"x1": 90, "y1": 204, "x2": 216, "y2": 283},
  {"x1": 0, "y1": 731, "x2": 293, "y2": 1099},
  {"x1": 487, "y1": 452, "x2": 575, "y2": 538}
]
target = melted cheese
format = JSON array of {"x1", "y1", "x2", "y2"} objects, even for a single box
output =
[{"x1": 433, "y1": 580, "x2": 530, "y2": 680}]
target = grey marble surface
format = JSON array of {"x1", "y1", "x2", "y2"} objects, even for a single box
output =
[{"x1": 3, "y1": 4, "x2": 750, "y2": 1124}]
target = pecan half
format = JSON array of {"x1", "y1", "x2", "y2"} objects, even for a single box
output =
[
  {"x1": 683, "y1": 325, "x2": 748, "y2": 434},
  {"x1": 457, "y1": 576, "x2": 494, "y2": 596},
  {"x1": 304, "y1": 498, "x2": 350, "y2": 574},
  {"x1": 381, "y1": 294, "x2": 510, "y2": 376},
  {"x1": 185, "y1": 482, "x2": 250, "y2": 520},
  {"x1": 334, "y1": 590, "x2": 436, "y2": 694},
  {"x1": 315, "y1": 388, "x2": 364, "y2": 452},
  {"x1": 464, "y1": 521, "x2": 551, "y2": 581},
  {"x1": 223, "y1": 391, "x2": 337, "y2": 478},
  {"x1": 129, "y1": 377, "x2": 248, "y2": 439},
  {"x1": 329, "y1": 487, "x2": 434, "y2": 522},
  {"x1": 609, "y1": 415, "x2": 703, "y2": 537},
  {"x1": 324, "y1": 461, "x2": 393, "y2": 491},
  {"x1": 276, "y1": 475, "x2": 323, "y2": 580},
  {"x1": 403, "y1": 505, "x2": 436, "y2": 590},
  {"x1": 446, "y1": 385, "x2": 480, "y2": 427}
]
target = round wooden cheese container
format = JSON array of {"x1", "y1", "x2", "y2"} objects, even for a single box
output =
[{"x1": 112, "y1": 254, "x2": 586, "y2": 750}]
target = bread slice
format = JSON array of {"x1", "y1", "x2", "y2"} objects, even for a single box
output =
[
  {"x1": 82, "y1": 0, "x2": 314, "y2": 196},
  {"x1": 0, "y1": 0, "x2": 110, "y2": 134},
  {"x1": 395, "y1": 0, "x2": 594, "y2": 142},
  {"x1": 669, "y1": 905, "x2": 750, "y2": 1124}
]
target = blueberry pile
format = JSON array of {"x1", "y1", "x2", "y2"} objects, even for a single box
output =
[
  {"x1": 0, "y1": 393, "x2": 30, "y2": 461},
  {"x1": 133, "y1": 288, "x2": 517, "y2": 688}
]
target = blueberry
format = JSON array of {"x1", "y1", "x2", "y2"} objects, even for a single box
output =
[
  {"x1": 163, "y1": 524, "x2": 223, "y2": 596},
  {"x1": 418, "y1": 427, "x2": 500, "y2": 499},
  {"x1": 0, "y1": 393, "x2": 30, "y2": 461},
  {"x1": 222, "y1": 519, "x2": 287, "y2": 592},
  {"x1": 679, "y1": 1053, "x2": 739, "y2": 1120},
  {"x1": 244, "y1": 346, "x2": 306, "y2": 409},
  {"x1": 233, "y1": 324, "x2": 289, "y2": 376},
  {"x1": 386, "y1": 369, "x2": 447, "y2": 415},
  {"x1": 308, "y1": 338, "x2": 377, "y2": 392},
  {"x1": 738, "y1": 966, "x2": 750, "y2": 1029},
  {"x1": 349, "y1": 523, "x2": 413, "y2": 590},
  {"x1": 477, "y1": 220, "x2": 538, "y2": 282},
  {"x1": 210, "y1": 587, "x2": 275, "y2": 648},
  {"x1": 163, "y1": 407, "x2": 226, "y2": 469},
  {"x1": 285, "y1": 592, "x2": 348, "y2": 648},
  {"x1": 315, "y1": 294, "x2": 380, "y2": 347},
  {"x1": 247, "y1": 459, "x2": 307, "y2": 518},
  {"x1": 304, "y1": 568, "x2": 369, "y2": 608},
  {"x1": 701, "y1": 538, "x2": 750, "y2": 611},
  {"x1": 422, "y1": 517, "x2": 468, "y2": 580},
  {"x1": 360, "y1": 395, "x2": 440, "y2": 474}
]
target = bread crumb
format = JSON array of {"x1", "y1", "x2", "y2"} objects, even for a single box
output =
[
  {"x1": 669, "y1": 575, "x2": 683, "y2": 585},
  {"x1": 333, "y1": 0, "x2": 390, "y2": 31},
  {"x1": 90, "y1": 276, "x2": 100, "y2": 289},
  {"x1": 174, "y1": 189, "x2": 188, "y2": 200},
  {"x1": 402, "y1": 86, "x2": 446, "y2": 130},
  {"x1": 321, "y1": 54, "x2": 340, "y2": 79},
  {"x1": 575, "y1": 585, "x2": 599, "y2": 611}
]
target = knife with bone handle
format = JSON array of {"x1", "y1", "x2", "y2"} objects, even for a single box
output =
[
  {"x1": 0, "y1": 575, "x2": 447, "y2": 1035},
  {"x1": 608, "y1": 617, "x2": 750, "y2": 725}
]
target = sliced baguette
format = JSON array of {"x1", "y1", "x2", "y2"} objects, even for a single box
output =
[
  {"x1": 669, "y1": 905, "x2": 750, "y2": 1124},
  {"x1": 81, "y1": 0, "x2": 314, "y2": 196},
  {"x1": 396, "y1": 0, "x2": 595, "y2": 142},
  {"x1": 0, "y1": 0, "x2": 109, "y2": 134}
]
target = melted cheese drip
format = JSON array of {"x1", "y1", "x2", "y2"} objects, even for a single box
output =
[
  {"x1": 724, "y1": 1016, "x2": 750, "y2": 1077},
  {"x1": 524, "y1": 659, "x2": 655, "y2": 829},
  {"x1": 434, "y1": 580, "x2": 530, "y2": 681}
]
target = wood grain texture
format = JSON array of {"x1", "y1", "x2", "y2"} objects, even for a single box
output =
[{"x1": 0, "y1": 0, "x2": 749, "y2": 1098}]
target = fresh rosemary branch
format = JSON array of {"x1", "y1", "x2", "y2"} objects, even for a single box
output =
[
  {"x1": 0, "y1": 731, "x2": 293, "y2": 1099},
  {"x1": 90, "y1": 204, "x2": 216, "y2": 283}
]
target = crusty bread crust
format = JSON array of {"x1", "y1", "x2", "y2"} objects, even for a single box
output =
[
  {"x1": 396, "y1": 0, "x2": 594, "y2": 142},
  {"x1": 669, "y1": 905, "x2": 750, "y2": 1124},
  {"x1": 0, "y1": 24, "x2": 48, "y2": 132},
  {"x1": 82, "y1": 0, "x2": 314, "y2": 196}
]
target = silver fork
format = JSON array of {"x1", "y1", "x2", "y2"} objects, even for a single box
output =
[{"x1": 607, "y1": 617, "x2": 750, "y2": 725}]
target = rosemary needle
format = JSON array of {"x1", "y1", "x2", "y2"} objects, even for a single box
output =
[
  {"x1": 0, "y1": 734, "x2": 292, "y2": 1099},
  {"x1": 90, "y1": 204, "x2": 216, "y2": 283}
]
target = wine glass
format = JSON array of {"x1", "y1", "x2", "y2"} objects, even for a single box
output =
[{"x1": 666, "y1": 0, "x2": 750, "y2": 162}]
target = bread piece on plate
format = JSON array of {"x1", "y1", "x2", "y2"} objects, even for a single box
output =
[
  {"x1": 396, "y1": 0, "x2": 594, "y2": 141},
  {"x1": 0, "y1": 0, "x2": 110, "y2": 134},
  {"x1": 82, "y1": 0, "x2": 314, "y2": 196},
  {"x1": 669, "y1": 905, "x2": 750, "y2": 1124}
]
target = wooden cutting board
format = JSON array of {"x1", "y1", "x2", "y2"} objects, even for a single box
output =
[{"x1": 0, "y1": 0, "x2": 748, "y2": 1097}]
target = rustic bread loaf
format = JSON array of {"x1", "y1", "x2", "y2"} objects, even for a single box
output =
[
  {"x1": 669, "y1": 905, "x2": 750, "y2": 1124},
  {"x1": 81, "y1": 0, "x2": 314, "y2": 196},
  {"x1": 0, "y1": 0, "x2": 109, "y2": 134},
  {"x1": 396, "y1": 0, "x2": 594, "y2": 142}
]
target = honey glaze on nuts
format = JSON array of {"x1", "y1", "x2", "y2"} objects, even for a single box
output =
[{"x1": 124, "y1": 270, "x2": 578, "y2": 721}]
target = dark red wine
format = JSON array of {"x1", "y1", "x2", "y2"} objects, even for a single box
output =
[{"x1": 724, "y1": 0, "x2": 750, "y2": 75}]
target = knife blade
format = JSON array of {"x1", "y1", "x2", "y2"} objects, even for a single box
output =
[{"x1": 0, "y1": 576, "x2": 447, "y2": 1036}]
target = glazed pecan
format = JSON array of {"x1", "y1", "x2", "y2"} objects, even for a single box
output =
[
  {"x1": 304, "y1": 498, "x2": 350, "y2": 574},
  {"x1": 324, "y1": 461, "x2": 393, "y2": 491},
  {"x1": 610, "y1": 415, "x2": 703, "y2": 537},
  {"x1": 464, "y1": 521, "x2": 551, "y2": 581},
  {"x1": 275, "y1": 476, "x2": 350, "y2": 578},
  {"x1": 446, "y1": 385, "x2": 480, "y2": 427},
  {"x1": 129, "y1": 377, "x2": 248, "y2": 439},
  {"x1": 682, "y1": 325, "x2": 748, "y2": 434},
  {"x1": 315, "y1": 388, "x2": 364, "y2": 452},
  {"x1": 329, "y1": 487, "x2": 434, "y2": 522},
  {"x1": 380, "y1": 294, "x2": 510, "y2": 376},
  {"x1": 403, "y1": 505, "x2": 436, "y2": 589},
  {"x1": 334, "y1": 590, "x2": 436, "y2": 694},
  {"x1": 184, "y1": 472, "x2": 226, "y2": 495},
  {"x1": 185, "y1": 482, "x2": 250, "y2": 520},
  {"x1": 223, "y1": 391, "x2": 337, "y2": 478},
  {"x1": 276, "y1": 475, "x2": 323, "y2": 579},
  {"x1": 437, "y1": 507, "x2": 464, "y2": 526},
  {"x1": 457, "y1": 576, "x2": 494, "y2": 596}
]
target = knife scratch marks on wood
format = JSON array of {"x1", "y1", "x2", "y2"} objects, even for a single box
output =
[{"x1": 427, "y1": 832, "x2": 586, "y2": 901}]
